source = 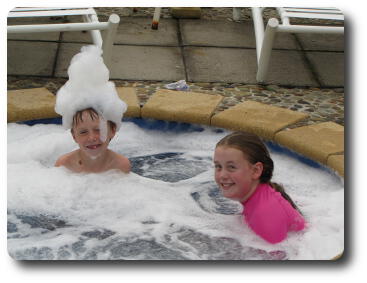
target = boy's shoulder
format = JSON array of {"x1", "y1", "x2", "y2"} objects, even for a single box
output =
[
  {"x1": 110, "y1": 151, "x2": 131, "y2": 173},
  {"x1": 55, "y1": 150, "x2": 79, "y2": 167}
]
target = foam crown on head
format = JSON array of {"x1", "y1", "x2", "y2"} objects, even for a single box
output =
[{"x1": 55, "y1": 45, "x2": 127, "y2": 130}]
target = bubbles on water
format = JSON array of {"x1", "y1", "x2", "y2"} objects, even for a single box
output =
[{"x1": 7, "y1": 121, "x2": 344, "y2": 260}]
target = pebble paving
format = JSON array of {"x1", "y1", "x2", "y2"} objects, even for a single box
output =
[{"x1": 7, "y1": 77, "x2": 344, "y2": 128}]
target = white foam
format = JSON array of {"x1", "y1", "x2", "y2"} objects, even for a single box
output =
[
  {"x1": 98, "y1": 115, "x2": 108, "y2": 143},
  {"x1": 7, "y1": 121, "x2": 344, "y2": 259},
  {"x1": 54, "y1": 45, "x2": 127, "y2": 130}
]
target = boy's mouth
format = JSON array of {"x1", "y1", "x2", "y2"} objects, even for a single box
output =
[{"x1": 86, "y1": 144, "x2": 102, "y2": 150}]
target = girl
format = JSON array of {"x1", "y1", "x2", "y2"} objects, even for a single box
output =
[{"x1": 214, "y1": 131, "x2": 305, "y2": 244}]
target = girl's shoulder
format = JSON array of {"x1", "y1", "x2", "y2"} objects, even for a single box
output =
[
  {"x1": 253, "y1": 184, "x2": 305, "y2": 231},
  {"x1": 246, "y1": 184, "x2": 291, "y2": 225}
]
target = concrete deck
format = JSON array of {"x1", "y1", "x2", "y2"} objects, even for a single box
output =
[{"x1": 7, "y1": 15, "x2": 344, "y2": 87}]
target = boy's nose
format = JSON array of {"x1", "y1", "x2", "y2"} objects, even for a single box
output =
[{"x1": 88, "y1": 132, "x2": 99, "y2": 141}]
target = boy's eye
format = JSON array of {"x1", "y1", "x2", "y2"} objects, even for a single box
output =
[
  {"x1": 79, "y1": 130, "x2": 88, "y2": 135},
  {"x1": 228, "y1": 165, "x2": 236, "y2": 170}
]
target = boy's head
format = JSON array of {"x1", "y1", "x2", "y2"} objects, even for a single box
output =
[
  {"x1": 71, "y1": 107, "x2": 116, "y2": 133},
  {"x1": 71, "y1": 108, "x2": 117, "y2": 157}
]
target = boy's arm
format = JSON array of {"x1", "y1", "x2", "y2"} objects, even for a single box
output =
[
  {"x1": 54, "y1": 156, "x2": 65, "y2": 167},
  {"x1": 54, "y1": 153, "x2": 70, "y2": 167}
]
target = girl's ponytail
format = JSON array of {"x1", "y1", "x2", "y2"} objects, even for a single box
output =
[{"x1": 269, "y1": 182, "x2": 301, "y2": 213}]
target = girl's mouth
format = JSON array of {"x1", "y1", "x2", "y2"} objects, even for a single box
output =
[{"x1": 221, "y1": 183, "x2": 235, "y2": 190}]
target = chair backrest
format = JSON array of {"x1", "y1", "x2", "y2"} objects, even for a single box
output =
[
  {"x1": 7, "y1": 7, "x2": 120, "y2": 69},
  {"x1": 277, "y1": 7, "x2": 344, "y2": 25},
  {"x1": 8, "y1": 7, "x2": 98, "y2": 19}
]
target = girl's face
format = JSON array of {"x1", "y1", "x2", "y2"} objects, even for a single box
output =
[
  {"x1": 214, "y1": 146, "x2": 263, "y2": 202},
  {"x1": 72, "y1": 111, "x2": 115, "y2": 158}
]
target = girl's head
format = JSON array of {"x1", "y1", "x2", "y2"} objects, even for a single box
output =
[
  {"x1": 214, "y1": 131, "x2": 300, "y2": 211},
  {"x1": 214, "y1": 131, "x2": 274, "y2": 202},
  {"x1": 71, "y1": 108, "x2": 117, "y2": 158}
]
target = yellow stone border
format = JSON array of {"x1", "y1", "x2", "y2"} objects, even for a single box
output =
[
  {"x1": 7, "y1": 88, "x2": 59, "y2": 122},
  {"x1": 141, "y1": 89, "x2": 223, "y2": 125},
  {"x1": 116, "y1": 87, "x2": 141, "y2": 117},
  {"x1": 7, "y1": 87, "x2": 344, "y2": 260},
  {"x1": 211, "y1": 100, "x2": 309, "y2": 140}
]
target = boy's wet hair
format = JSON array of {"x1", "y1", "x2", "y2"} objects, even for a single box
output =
[
  {"x1": 216, "y1": 131, "x2": 300, "y2": 212},
  {"x1": 71, "y1": 107, "x2": 116, "y2": 131}
]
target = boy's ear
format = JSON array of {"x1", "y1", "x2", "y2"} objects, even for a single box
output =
[
  {"x1": 109, "y1": 123, "x2": 117, "y2": 138},
  {"x1": 71, "y1": 129, "x2": 76, "y2": 141},
  {"x1": 252, "y1": 162, "x2": 263, "y2": 180}
]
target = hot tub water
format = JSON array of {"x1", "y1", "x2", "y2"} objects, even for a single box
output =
[{"x1": 7, "y1": 119, "x2": 344, "y2": 260}]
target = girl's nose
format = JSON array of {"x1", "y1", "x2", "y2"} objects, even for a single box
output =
[{"x1": 218, "y1": 169, "x2": 229, "y2": 179}]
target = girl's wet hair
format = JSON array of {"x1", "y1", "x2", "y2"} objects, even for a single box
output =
[
  {"x1": 72, "y1": 107, "x2": 116, "y2": 131},
  {"x1": 216, "y1": 131, "x2": 300, "y2": 212}
]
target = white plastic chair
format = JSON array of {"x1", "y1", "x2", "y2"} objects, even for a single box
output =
[
  {"x1": 250, "y1": 7, "x2": 344, "y2": 82},
  {"x1": 7, "y1": 7, "x2": 120, "y2": 69}
]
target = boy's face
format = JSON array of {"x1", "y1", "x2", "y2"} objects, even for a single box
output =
[{"x1": 71, "y1": 111, "x2": 116, "y2": 158}]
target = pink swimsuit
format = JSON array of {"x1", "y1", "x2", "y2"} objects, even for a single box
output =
[{"x1": 241, "y1": 183, "x2": 305, "y2": 244}]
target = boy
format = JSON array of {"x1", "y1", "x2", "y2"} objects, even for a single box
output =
[
  {"x1": 54, "y1": 45, "x2": 130, "y2": 173},
  {"x1": 55, "y1": 107, "x2": 130, "y2": 173}
]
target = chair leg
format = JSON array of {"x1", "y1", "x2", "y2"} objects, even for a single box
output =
[
  {"x1": 251, "y1": 7, "x2": 265, "y2": 62},
  {"x1": 102, "y1": 14, "x2": 120, "y2": 70},
  {"x1": 84, "y1": 13, "x2": 103, "y2": 48},
  {"x1": 151, "y1": 8, "x2": 161, "y2": 30},
  {"x1": 232, "y1": 8, "x2": 241, "y2": 21},
  {"x1": 256, "y1": 18, "x2": 279, "y2": 83}
]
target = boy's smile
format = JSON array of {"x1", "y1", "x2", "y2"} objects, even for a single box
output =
[{"x1": 86, "y1": 143, "x2": 102, "y2": 150}]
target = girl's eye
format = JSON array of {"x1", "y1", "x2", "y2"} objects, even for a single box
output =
[
  {"x1": 228, "y1": 165, "x2": 236, "y2": 170},
  {"x1": 214, "y1": 164, "x2": 221, "y2": 169},
  {"x1": 79, "y1": 130, "x2": 87, "y2": 135}
]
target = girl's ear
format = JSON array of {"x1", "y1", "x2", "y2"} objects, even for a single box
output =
[{"x1": 252, "y1": 162, "x2": 264, "y2": 180}]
